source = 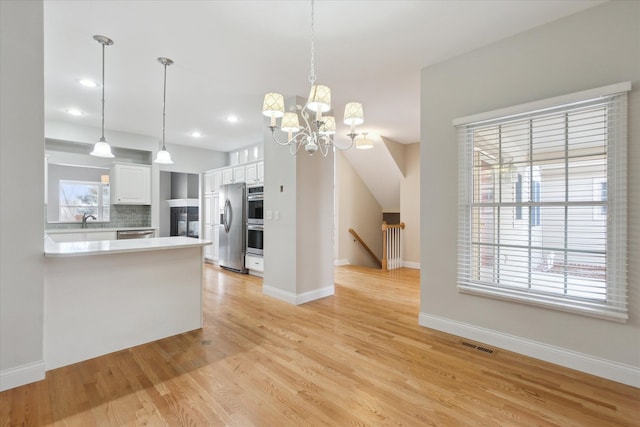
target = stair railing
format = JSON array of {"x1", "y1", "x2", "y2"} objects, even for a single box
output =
[
  {"x1": 382, "y1": 221, "x2": 405, "y2": 271},
  {"x1": 348, "y1": 228, "x2": 382, "y2": 268}
]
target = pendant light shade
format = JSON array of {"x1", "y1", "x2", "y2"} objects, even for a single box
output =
[
  {"x1": 90, "y1": 35, "x2": 115, "y2": 158},
  {"x1": 91, "y1": 141, "x2": 115, "y2": 157},
  {"x1": 154, "y1": 57, "x2": 174, "y2": 165},
  {"x1": 154, "y1": 149, "x2": 173, "y2": 164}
]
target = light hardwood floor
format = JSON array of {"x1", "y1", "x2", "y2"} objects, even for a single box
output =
[{"x1": 1, "y1": 264, "x2": 638, "y2": 426}]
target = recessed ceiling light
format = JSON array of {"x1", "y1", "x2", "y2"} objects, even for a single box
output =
[
  {"x1": 226, "y1": 115, "x2": 239, "y2": 123},
  {"x1": 190, "y1": 131, "x2": 202, "y2": 138},
  {"x1": 65, "y1": 108, "x2": 85, "y2": 116},
  {"x1": 78, "y1": 78, "x2": 98, "y2": 88}
]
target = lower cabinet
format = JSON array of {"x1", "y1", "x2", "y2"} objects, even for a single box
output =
[
  {"x1": 203, "y1": 225, "x2": 219, "y2": 263},
  {"x1": 245, "y1": 254, "x2": 264, "y2": 273}
]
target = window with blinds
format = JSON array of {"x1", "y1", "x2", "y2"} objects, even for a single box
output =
[{"x1": 455, "y1": 83, "x2": 629, "y2": 321}]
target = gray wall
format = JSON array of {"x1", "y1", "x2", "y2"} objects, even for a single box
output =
[
  {"x1": 420, "y1": 0, "x2": 639, "y2": 382},
  {"x1": 0, "y1": 0, "x2": 45, "y2": 389}
]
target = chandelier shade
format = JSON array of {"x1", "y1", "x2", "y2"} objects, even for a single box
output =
[
  {"x1": 356, "y1": 132, "x2": 373, "y2": 150},
  {"x1": 281, "y1": 112, "x2": 301, "y2": 133},
  {"x1": 319, "y1": 116, "x2": 336, "y2": 135},
  {"x1": 343, "y1": 102, "x2": 364, "y2": 126},
  {"x1": 262, "y1": 93, "x2": 285, "y2": 126},
  {"x1": 307, "y1": 85, "x2": 331, "y2": 113}
]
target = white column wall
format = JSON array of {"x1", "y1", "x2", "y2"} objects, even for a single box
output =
[{"x1": 0, "y1": 0, "x2": 46, "y2": 391}]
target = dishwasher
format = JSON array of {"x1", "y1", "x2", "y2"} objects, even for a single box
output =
[{"x1": 116, "y1": 229, "x2": 155, "y2": 239}]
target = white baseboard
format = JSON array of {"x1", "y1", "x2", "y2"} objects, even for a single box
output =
[
  {"x1": 334, "y1": 259, "x2": 350, "y2": 266},
  {"x1": 263, "y1": 284, "x2": 334, "y2": 305},
  {"x1": 418, "y1": 312, "x2": 640, "y2": 388},
  {"x1": 402, "y1": 261, "x2": 421, "y2": 269},
  {"x1": 0, "y1": 360, "x2": 46, "y2": 391}
]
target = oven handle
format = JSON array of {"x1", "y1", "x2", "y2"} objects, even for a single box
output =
[
  {"x1": 247, "y1": 224, "x2": 264, "y2": 231},
  {"x1": 247, "y1": 193, "x2": 264, "y2": 201}
]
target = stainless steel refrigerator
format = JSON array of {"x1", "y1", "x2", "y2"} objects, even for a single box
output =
[{"x1": 218, "y1": 183, "x2": 248, "y2": 273}]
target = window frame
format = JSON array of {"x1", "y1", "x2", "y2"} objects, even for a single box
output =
[
  {"x1": 58, "y1": 179, "x2": 110, "y2": 223},
  {"x1": 454, "y1": 83, "x2": 630, "y2": 322}
]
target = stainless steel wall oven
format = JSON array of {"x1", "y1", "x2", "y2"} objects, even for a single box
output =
[
  {"x1": 247, "y1": 186, "x2": 264, "y2": 225},
  {"x1": 246, "y1": 224, "x2": 264, "y2": 256}
]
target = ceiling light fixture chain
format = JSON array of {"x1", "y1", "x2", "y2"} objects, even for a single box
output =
[
  {"x1": 262, "y1": 0, "x2": 366, "y2": 157},
  {"x1": 308, "y1": 0, "x2": 316, "y2": 85}
]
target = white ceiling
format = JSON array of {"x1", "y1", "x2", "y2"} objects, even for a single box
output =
[{"x1": 44, "y1": 0, "x2": 604, "y2": 153}]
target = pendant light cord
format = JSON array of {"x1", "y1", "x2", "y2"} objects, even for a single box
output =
[
  {"x1": 162, "y1": 62, "x2": 167, "y2": 150},
  {"x1": 100, "y1": 41, "x2": 106, "y2": 142}
]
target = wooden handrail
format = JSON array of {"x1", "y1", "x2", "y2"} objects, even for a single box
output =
[
  {"x1": 382, "y1": 222, "x2": 405, "y2": 271},
  {"x1": 348, "y1": 228, "x2": 382, "y2": 268}
]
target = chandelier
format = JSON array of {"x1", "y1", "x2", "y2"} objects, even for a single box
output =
[{"x1": 262, "y1": 0, "x2": 364, "y2": 157}]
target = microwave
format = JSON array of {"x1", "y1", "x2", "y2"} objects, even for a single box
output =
[{"x1": 247, "y1": 186, "x2": 264, "y2": 225}]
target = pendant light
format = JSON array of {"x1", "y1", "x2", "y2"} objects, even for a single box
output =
[
  {"x1": 154, "y1": 57, "x2": 174, "y2": 164},
  {"x1": 90, "y1": 35, "x2": 115, "y2": 158}
]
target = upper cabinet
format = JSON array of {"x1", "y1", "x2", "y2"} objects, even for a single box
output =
[
  {"x1": 204, "y1": 170, "x2": 222, "y2": 194},
  {"x1": 111, "y1": 163, "x2": 151, "y2": 205},
  {"x1": 245, "y1": 161, "x2": 264, "y2": 185},
  {"x1": 233, "y1": 165, "x2": 245, "y2": 183},
  {"x1": 205, "y1": 160, "x2": 263, "y2": 190}
]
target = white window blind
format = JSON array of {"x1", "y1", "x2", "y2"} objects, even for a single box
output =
[{"x1": 455, "y1": 83, "x2": 629, "y2": 322}]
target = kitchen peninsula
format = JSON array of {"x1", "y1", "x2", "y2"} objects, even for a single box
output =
[{"x1": 44, "y1": 235, "x2": 211, "y2": 370}]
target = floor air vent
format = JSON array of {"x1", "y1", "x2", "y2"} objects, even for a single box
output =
[{"x1": 461, "y1": 341, "x2": 495, "y2": 355}]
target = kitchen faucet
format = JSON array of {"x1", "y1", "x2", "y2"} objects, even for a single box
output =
[{"x1": 82, "y1": 213, "x2": 97, "y2": 229}]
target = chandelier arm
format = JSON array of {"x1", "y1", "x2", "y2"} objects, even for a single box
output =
[
  {"x1": 269, "y1": 130, "x2": 293, "y2": 146},
  {"x1": 334, "y1": 137, "x2": 355, "y2": 152}
]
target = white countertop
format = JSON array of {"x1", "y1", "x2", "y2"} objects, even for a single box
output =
[
  {"x1": 46, "y1": 227, "x2": 157, "y2": 234},
  {"x1": 45, "y1": 235, "x2": 211, "y2": 257}
]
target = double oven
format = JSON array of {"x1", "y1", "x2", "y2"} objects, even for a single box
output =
[{"x1": 246, "y1": 186, "x2": 264, "y2": 256}]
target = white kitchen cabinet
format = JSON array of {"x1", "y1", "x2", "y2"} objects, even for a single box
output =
[
  {"x1": 222, "y1": 168, "x2": 234, "y2": 185},
  {"x1": 233, "y1": 166, "x2": 245, "y2": 183},
  {"x1": 111, "y1": 163, "x2": 151, "y2": 205},
  {"x1": 203, "y1": 226, "x2": 213, "y2": 260},
  {"x1": 245, "y1": 162, "x2": 257, "y2": 185},
  {"x1": 245, "y1": 161, "x2": 264, "y2": 185},
  {"x1": 204, "y1": 195, "x2": 213, "y2": 226},
  {"x1": 203, "y1": 225, "x2": 219, "y2": 263},
  {"x1": 204, "y1": 172, "x2": 214, "y2": 194},
  {"x1": 257, "y1": 161, "x2": 264, "y2": 183},
  {"x1": 213, "y1": 226, "x2": 219, "y2": 260},
  {"x1": 204, "y1": 194, "x2": 219, "y2": 226},
  {"x1": 204, "y1": 170, "x2": 223, "y2": 194},
  {"x1": 213, "y1": 170, "x2": 222, "y2": 192},
  {"x1": 245, "y1": 254, "x2": 264, "y2": 273}
]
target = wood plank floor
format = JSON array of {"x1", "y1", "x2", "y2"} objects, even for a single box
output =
[{"x1": 1, "y1": 264, "x2": 639, "y2": 426}]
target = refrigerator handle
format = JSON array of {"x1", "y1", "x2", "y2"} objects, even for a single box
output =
[{"x1": 224, "y1": 199, "x2": 231, "y2": 233}]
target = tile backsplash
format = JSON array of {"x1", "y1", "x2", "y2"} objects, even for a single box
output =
[{"x1": 46, "y1": 205, "x2": 151, "y2": 230}]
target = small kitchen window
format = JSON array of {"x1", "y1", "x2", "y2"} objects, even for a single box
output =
[{"x1": 58, "y1": 179, "x2": 110, "y2": 222}]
